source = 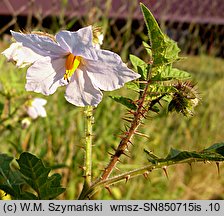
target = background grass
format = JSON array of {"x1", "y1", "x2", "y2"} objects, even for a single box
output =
[{"x1": 0, "y1": 0, "x2": 224, "y2": 199}]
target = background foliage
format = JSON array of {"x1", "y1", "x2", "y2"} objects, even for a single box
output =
[{"x1": 0, "y1": 0, "x2": 224, "y2": 199}]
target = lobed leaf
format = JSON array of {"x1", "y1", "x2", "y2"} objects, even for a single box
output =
[
  {"x1": 130, "y1": 54, "x2": 148, "y2": 80},
  {"x1": 125, "y1": 82, "x2": 140, "y2": 92},
  {"x1": 140, "y1": 3, "x2": 180, "y2": 67},
  {"x1": 17, "y1": 152, "x2": 65, "y2": 199},
  {"x1": 145, "y1": 142, "x2": 224, "y2": 165},
  {"x1": 203, "y1": 142, "x2": 224, "y2": 156},
  {"x1": 110, "y1": 96, "x2": 137, "y2": 110},
  {"x1": 0, "y1": 154, "x2": 26, "y2": 198},
  {"x1": 161, "y1": 67, "x2": 191, "y2": 80},
  {"x1": 152, "y1": 66, "x2": 191, "y2": 81},
  {"x1": 148, "y1": 85, "x2": 177, "y2": 95}
]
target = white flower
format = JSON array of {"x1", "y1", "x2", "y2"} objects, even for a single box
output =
[
  {"x1": 2, "y1": 42, "x2": 41, "y2": 68},
  {"x1": 3, "y1": 26, "x2": 140, "y2": 107},
  {"x1": 26, "y1": 98, "x2": 47, "y2": 119}
]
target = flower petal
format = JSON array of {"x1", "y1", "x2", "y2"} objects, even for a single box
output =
[
  {"x1": 25, "y1": 57, "x2": 65, "y2": 95},
  {"x1": 32, "y1": 98, "x2": 47, "y2": 106},
  {"x1": 84, "y1": 49, "x2": 140, "y2": 91},
  {"x1": 2, "y1": 42, "x2": 41, "y2": 68},
  {"x1": 27, "y1": 106, "x2": 38, "y2": 119},
  {"x1": 64, "y1": 68, "x2": 103, "y2": 106},
  {"x1": 11, "y1": 31, "x2": 68, "y2": 58},
  {"x1": 34, "y1": 105, "x2": 47, "y2": 118},
  {"x1": 55, "y1": 26, "x2": 98, "y2": 60}
]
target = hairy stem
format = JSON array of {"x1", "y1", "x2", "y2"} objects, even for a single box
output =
[
  {"x1": 84, "y1": 105, "x2": 94, "y2": 186},
  {"x1": 78, "y1": 106, "x2": 94, "y2": 199}
]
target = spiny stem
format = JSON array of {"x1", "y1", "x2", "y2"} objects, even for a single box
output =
[
  {"x1": 99, "y1": 81, "x2": 150, "y2": 181},
  {"x1": 84, "y1": 105, "x2": 94, "y2": 186},
  {"x1": 80, "y1": 157, "x2": 208, "y2": 199}
]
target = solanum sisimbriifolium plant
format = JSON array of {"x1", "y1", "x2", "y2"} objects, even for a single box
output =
[{"x1": 0, "y1": 3, "x2": 223, "y2": 200}]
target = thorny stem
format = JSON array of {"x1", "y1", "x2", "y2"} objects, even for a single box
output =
[
  {"x1": 78, "y1": 106, "x2": 94, "y2": 199},
  {"x1": 84, "y1": 106, "x2": 94, "y2": 187},
  {"x1": 79, "y1": 157, "x2": 207, "y2": 199},
  {"x1": 100, "y1": 81, "x2": 151, "y2": 181},
  {"x1": 78, "y1": 80, "x2": 151, "y2": 200}
]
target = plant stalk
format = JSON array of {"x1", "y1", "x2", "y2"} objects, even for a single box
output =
[
  {"x1": 84, "y1": 105, "x2": 94, "y2": 187},
  {"x1": 100, "y1": 81, "x2": 150, "y2": 181},
  {"x1": 80, "y1": 157, "x2": 208, "y2": 199}
]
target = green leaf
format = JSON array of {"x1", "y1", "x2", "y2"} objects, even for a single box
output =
[
  {"x1": 0, "y1": 154, "x2": 14, "y2": 179},
  {"x1": 142, "y1": 41, "x2": 152, "y2": 56},
  {"x1": 110, "y1": 96, "x2": 137, "y2": 110},
  {"x1": 17, "y1": 152, "x2": 65, "y2": 199},
  {"x1": 203, "y1": 142, "x2": 224, "y2": 156},
  {"x1": 0, "y1": 154, "x2": 26, "y2": 198},
  {"x1": 148, "y1": 85, "x2": 176, "y2": 96},
  {"x1": 38, "y1": 173, "x2": 65, "y2": 200},
  {"x1": 162, "y1": 67, "x2": 191, "y2": 80},
  {"x1": 145, "y1": 142, "x2": 224, "y2": 165},
  {"x1": 130, "y1": 54, "x2": 148, "y2": 80},
  {"x1": 130, "y1": 54, "x2": 147, "y2": 71},
  {"x1": 152, "y1": 66, "x2": 191, "y2": 81},
  {"x1": 125, "y1": 82, "x2": 140, "y2": 92},
  {"x1": 146, "y1": 85, "x2": 176, "y2": 103},
  {"x1": 140, "y1": 3, "x2": 180, "y2": 66},
  {"x1": 144, "y1": 149, "x2": 159, "y2": 164},
  {"x1": 0, "y1": 154, "x2": 15, "y2": 196}
]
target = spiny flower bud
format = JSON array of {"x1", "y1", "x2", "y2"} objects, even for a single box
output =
[{"x1": 168, "y1": 81, "x2": 200, "y2": 116}]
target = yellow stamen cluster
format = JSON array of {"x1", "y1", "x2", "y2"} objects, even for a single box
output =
[{"x1": 64, "y1": 53, "x2": 81, "y2": 82}]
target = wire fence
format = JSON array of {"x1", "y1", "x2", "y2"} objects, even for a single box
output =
[{"x1": 0, "y1": 0, "x2": 224, "y2": 59}]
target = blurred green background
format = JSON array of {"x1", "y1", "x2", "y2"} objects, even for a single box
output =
[{"x1": 0, "y1": 0, "x2": 224, "y2": 199}]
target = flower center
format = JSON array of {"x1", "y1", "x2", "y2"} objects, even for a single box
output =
[{"x1": 64, "y1": 53, "x2": 81, "y2": 82}]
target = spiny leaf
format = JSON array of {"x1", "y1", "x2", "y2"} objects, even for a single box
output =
[
  {"x1": 110, "y1": 96, "x2": 137, "y2": 110},
  {"x1": 152, "y1": 66, "x2": 191, "y2": 81},
  {"x1": 140, "y1": 3, "x2": 180, "y2": 66},
  {"x1": 160, "y1": 67, "x2": 191, "y2": 80},
  {"x1": 130, "y1": 54, "x2": 148, "y2": 80},
  {"x1": 203, "y1": 142, "x2": 224, "y2": 156},
  {"x1": 17, "y1": 152, "x2": 65, "y2": 199},
  {"x1": 147, "y1": 85, "x2": 177, "y2": 97},
  {"x1": 144, "y1": 149, "x2": 159, "y2": 164},
  {"x1": 125, "y1": 82, "x2": 140, "y2": 92},
  {"x1": 145, "y1": 142, "x2": 224, "y2": 165}
]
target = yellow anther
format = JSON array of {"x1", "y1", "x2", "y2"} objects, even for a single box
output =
[{"x1": 64, "y1": 53, "x2": 81, "y2": 82}]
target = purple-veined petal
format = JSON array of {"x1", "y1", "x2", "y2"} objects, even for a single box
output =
[
  {"x1": 25, "y1": 56, "x2": 66, "y2": 95},
  {"x1": 64, "y1": 68, "x2": 102, "y2": 106},
  {"x1": 2, "y1": 42, "x2": 41, "y2": 68},
  {"x1": 11, "y1": 31, "x2": 68, "y2": 58},
  {"x1": 84, "y1": 49, "x2": 140, "y2": 91},
  {"x1": 55, "y1": 26, "x2": 98, "y2": 60}
]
